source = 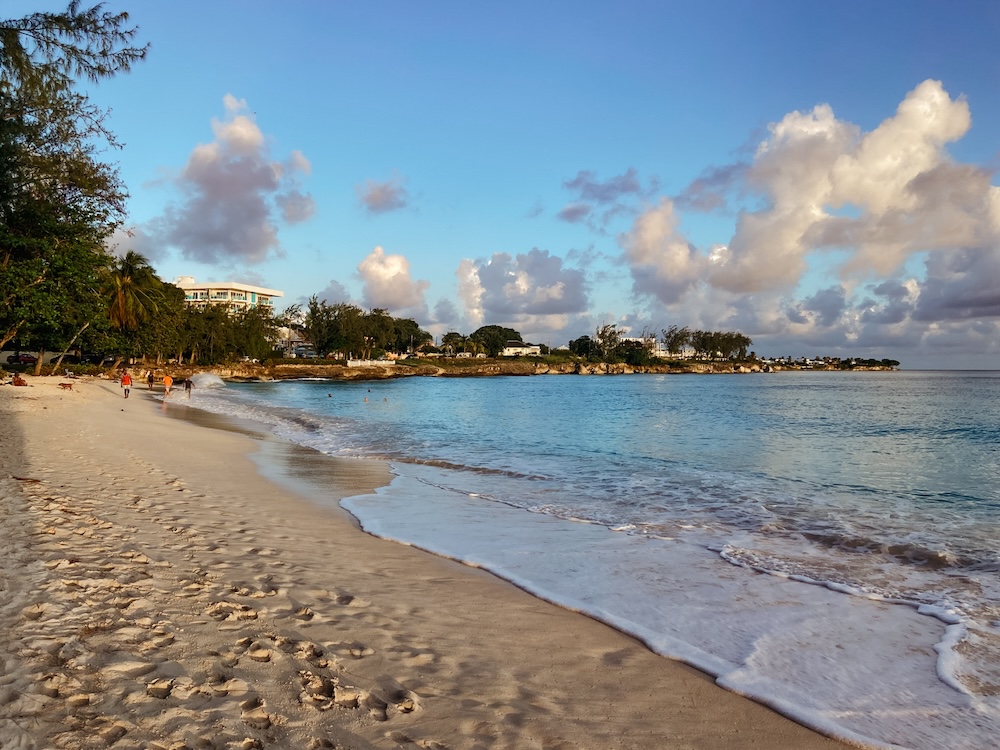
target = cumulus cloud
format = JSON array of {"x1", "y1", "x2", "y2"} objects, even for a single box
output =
[
  {"x1": 456, "y1": 258, "x2": 485, "y2": 329},
  {"x1": 784, "y1": 286, "x2": 848, "y2": 328},
  {"x1": 357, "y1": 246, "x2": 429, "y2": 317},
  {"x1": 707, "y1": 80, "x2": 996, "y2": 293},
  {"x1": 433, "y1": 297, "x2": 461, "y2": 329},
  {"x1": 452, "y1": 249, "x2": 592, "y2": 344},
  {"x1": 859, "y1": 280, "x2": 916, "y2": 325},
  {"x1": 913, "y1": 247, "x2": 1000, "y2": 321},
  {"x1": 356, "y1": 175, "x2": 410, "y2": 214},
  {"x1": 470, "y1": 248, "x2": 589, "y2": 318},
  {"x1": 156, "y1": 94, "x2": 315, "y2": 265},
  {"x1": 622, "y1": 198, "x2": 708, "y2": 305},
  {"x1": 617, "y1": 79, "x2": 1000, "y2": 364}
]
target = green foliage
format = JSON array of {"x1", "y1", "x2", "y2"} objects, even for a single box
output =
[
  {"x1": 299, "y1": 298, "x2": 431, "y2": 358},
  {"x1": 541, "y1": 348, "x2": 575, "y2": 362},
  {"x1": 0, "y1": 2, "x2": 147, "y2": 92},
  {"x1": 231, "y1": 305, "x2": 285, "y2": 362},
  {"x1": 663, "y1": 326, "x2": 752, "y2": 360},
  {"x1": 0, "y1": 190, "x2": 109, "y2": 349},
  {"x1": 106, "y1": 251, "x2": 163, "y2": 331},
  {"x1": 364, "y1": 308, "x2": 394, "y2": 359},
  {"x1": 470, "y1": 325, "x2": 521, "y2": 358},
  {"x1": 619, "y1": 339, "x2": 655, "y2": 366},
  {"x1": 661, "y1": 325, "x2": 692, "y2": 355},
  {"x1": 0, "y1": 2, "x2": 147, "y2": 349},
  {"x1": 593, "y1": 324, "x2": 621, "y2": 359},
  {"x1": 393, "y1": 317, "x2": 432, "y2": 353},
  {"x1": 846, "y1": 357, "x2": 901, "y2": 369},
  {"x1": 568, "y1": 335, "x2": 595, "y2": 357},
  {"x1": 440, "y1": 330, "x2": 465, "y2": 354},
  {"x1": 301, "y1": 296, "x2": 336, "y2": 355}
]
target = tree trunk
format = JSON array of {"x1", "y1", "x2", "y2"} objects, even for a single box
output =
[
  {"x1": 0, "y1": 320, "x2": 27, "y2": 351},
  {"x1": 33, "y1": 348, "x2": 46, "y2": 376},
  {"x1": 52, "y1": 322, "x2": 91, "y2": 368}
]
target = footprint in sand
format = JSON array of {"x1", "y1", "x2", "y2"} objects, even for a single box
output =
[
  {"x1": 400, "y1": 650, "x2": 437, "y2": 668},
  {"x1": 206, "y1": 601, "x2": 260, "y2": 624},
  {"x1": 385, "y1": 687, "x2": 421, "y2": 715},
  {"x1": 294, "y1": 606, "x2": 315, "y2": 621},
  {"x1": 240, "y1": 695, "x2": 274, "y2": 730},
  {"x1": 231, "y1": 637, "x2": 273, "y2": 663},
  {"x1": 298, "y1": 670, "x2": 336, "y2": 709},
  {"x1": 145, "y1": 679, "x2": 173, "y2": 699},
  {"x1": 333, "y1": 642, "x2": 375, "y2": 659}
]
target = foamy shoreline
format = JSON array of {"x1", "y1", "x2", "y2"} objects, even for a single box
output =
[{"x1": 0, "y1": 374, "x2": 849, "y2": 749}]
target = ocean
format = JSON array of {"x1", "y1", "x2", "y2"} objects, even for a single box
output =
[{"x1": 181, "y1": 369, "x2": 1000, "y2": 750}]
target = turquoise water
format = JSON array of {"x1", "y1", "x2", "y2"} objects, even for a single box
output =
[{"x1": 186, "y1": 370, "x2": 1000, "y2": 750}]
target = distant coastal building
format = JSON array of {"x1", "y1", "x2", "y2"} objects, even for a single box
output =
[
  {"x1": 174, "y1": 276, "x2": 283, "y2": 312},
  {"x1": 620, "y1": 336, "x2": 678, "y2": 359},
  {"x1": 501, "y1": 340, "x2": 541, "y2": 357}
]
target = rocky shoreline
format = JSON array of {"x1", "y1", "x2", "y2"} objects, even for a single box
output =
[{"x1": 203, "y1": 359, "x2": 897, "y2": 383}]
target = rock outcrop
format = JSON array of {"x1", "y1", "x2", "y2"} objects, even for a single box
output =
[{"x1": 164, "y1": 357, "x2": 893, "y2": 383}]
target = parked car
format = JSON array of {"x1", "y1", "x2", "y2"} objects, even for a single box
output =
[
  {"x1": 6, "y1": 353, "x2": 37, "y2": 365},
  {"x1": 49, "y1": 354, "x2": 82, "y2": 364}
]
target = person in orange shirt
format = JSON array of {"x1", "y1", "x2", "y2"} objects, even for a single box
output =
[
  {"x1": 121, "y1": 370, "x2": 132, "y2": 398},
  {"x1": 163, "y1": 374, "x2": 173, "y2": 395}
]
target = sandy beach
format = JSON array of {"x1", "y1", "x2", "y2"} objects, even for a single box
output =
[{"x1": 0, "y1": 374, "x2": 851, "y2": 750}]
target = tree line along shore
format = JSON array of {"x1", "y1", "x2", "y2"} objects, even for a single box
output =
[{"x1": 0, "y1": 356, "x2": 896, "y2": 388}]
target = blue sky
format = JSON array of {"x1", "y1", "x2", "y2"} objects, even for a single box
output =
[{"x1": 12, "y1": 1, "x2": 1000, "y2": 367}]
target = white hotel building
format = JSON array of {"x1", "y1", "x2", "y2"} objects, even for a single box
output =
[{"x1": 174, "y1": 276, "x2": 283, "y2": 312}]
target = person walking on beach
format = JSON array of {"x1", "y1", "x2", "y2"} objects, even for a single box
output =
[
  {"x1": 147, "y1": 372, "x2": 154, "y2": 390},
  {"x1": 184, "y1": 377, "x2": 193, "y2": 398},
  {"x1": 121, "y1": 370, "x2": 132, "y2": 399},
  {"x1": 163, "y1": 374, "x2": 173, "y2": 395}
]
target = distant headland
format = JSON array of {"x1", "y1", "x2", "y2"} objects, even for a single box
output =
[{"x1": 200, "y1": 354, "x2": 900, "y2": 383}]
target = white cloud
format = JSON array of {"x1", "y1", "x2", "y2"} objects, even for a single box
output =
[
  {"x1": 468, "y1": 248, "x2": 589, "y2": 318},
  {"x1": 357, "y1": 246, "x2": 429, "y2": 318},
  {"x1": 154, "y1": 95, "x2": 315, "y2": 266},
  {"x1": 451, "y1": 250, "x2": 591, "y2": 343},
  {"x1": 709, "y1": 79, "x2": 995, "y2": 293},
  {"x1": 456, "y1": 258, "x2": 484, "y2": 328},
  {"x1": 622, "y1": 198, "x2": 707, "y2": 304},
  {"x1": 618, "y1": 79, "x2": 1000, "y2": 365}
]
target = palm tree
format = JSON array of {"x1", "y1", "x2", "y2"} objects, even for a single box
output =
[
  {"x1": 106, "y1": 250, "x2": 163, "y2": 332},
  {"x1": 441, "y1": 331, "x2": 464, "y2": 356},
  {"x1": 104, "y1": 250, "x2": 163, "y2": 367}
]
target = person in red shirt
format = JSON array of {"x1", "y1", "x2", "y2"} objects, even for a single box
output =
[{"x1": 121, "y1": 370, "x2": 132, "y2": 399}]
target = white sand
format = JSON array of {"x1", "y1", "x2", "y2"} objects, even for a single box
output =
[{"x1": 0, "y1": 374, "x2": 851, "y2": 749}]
